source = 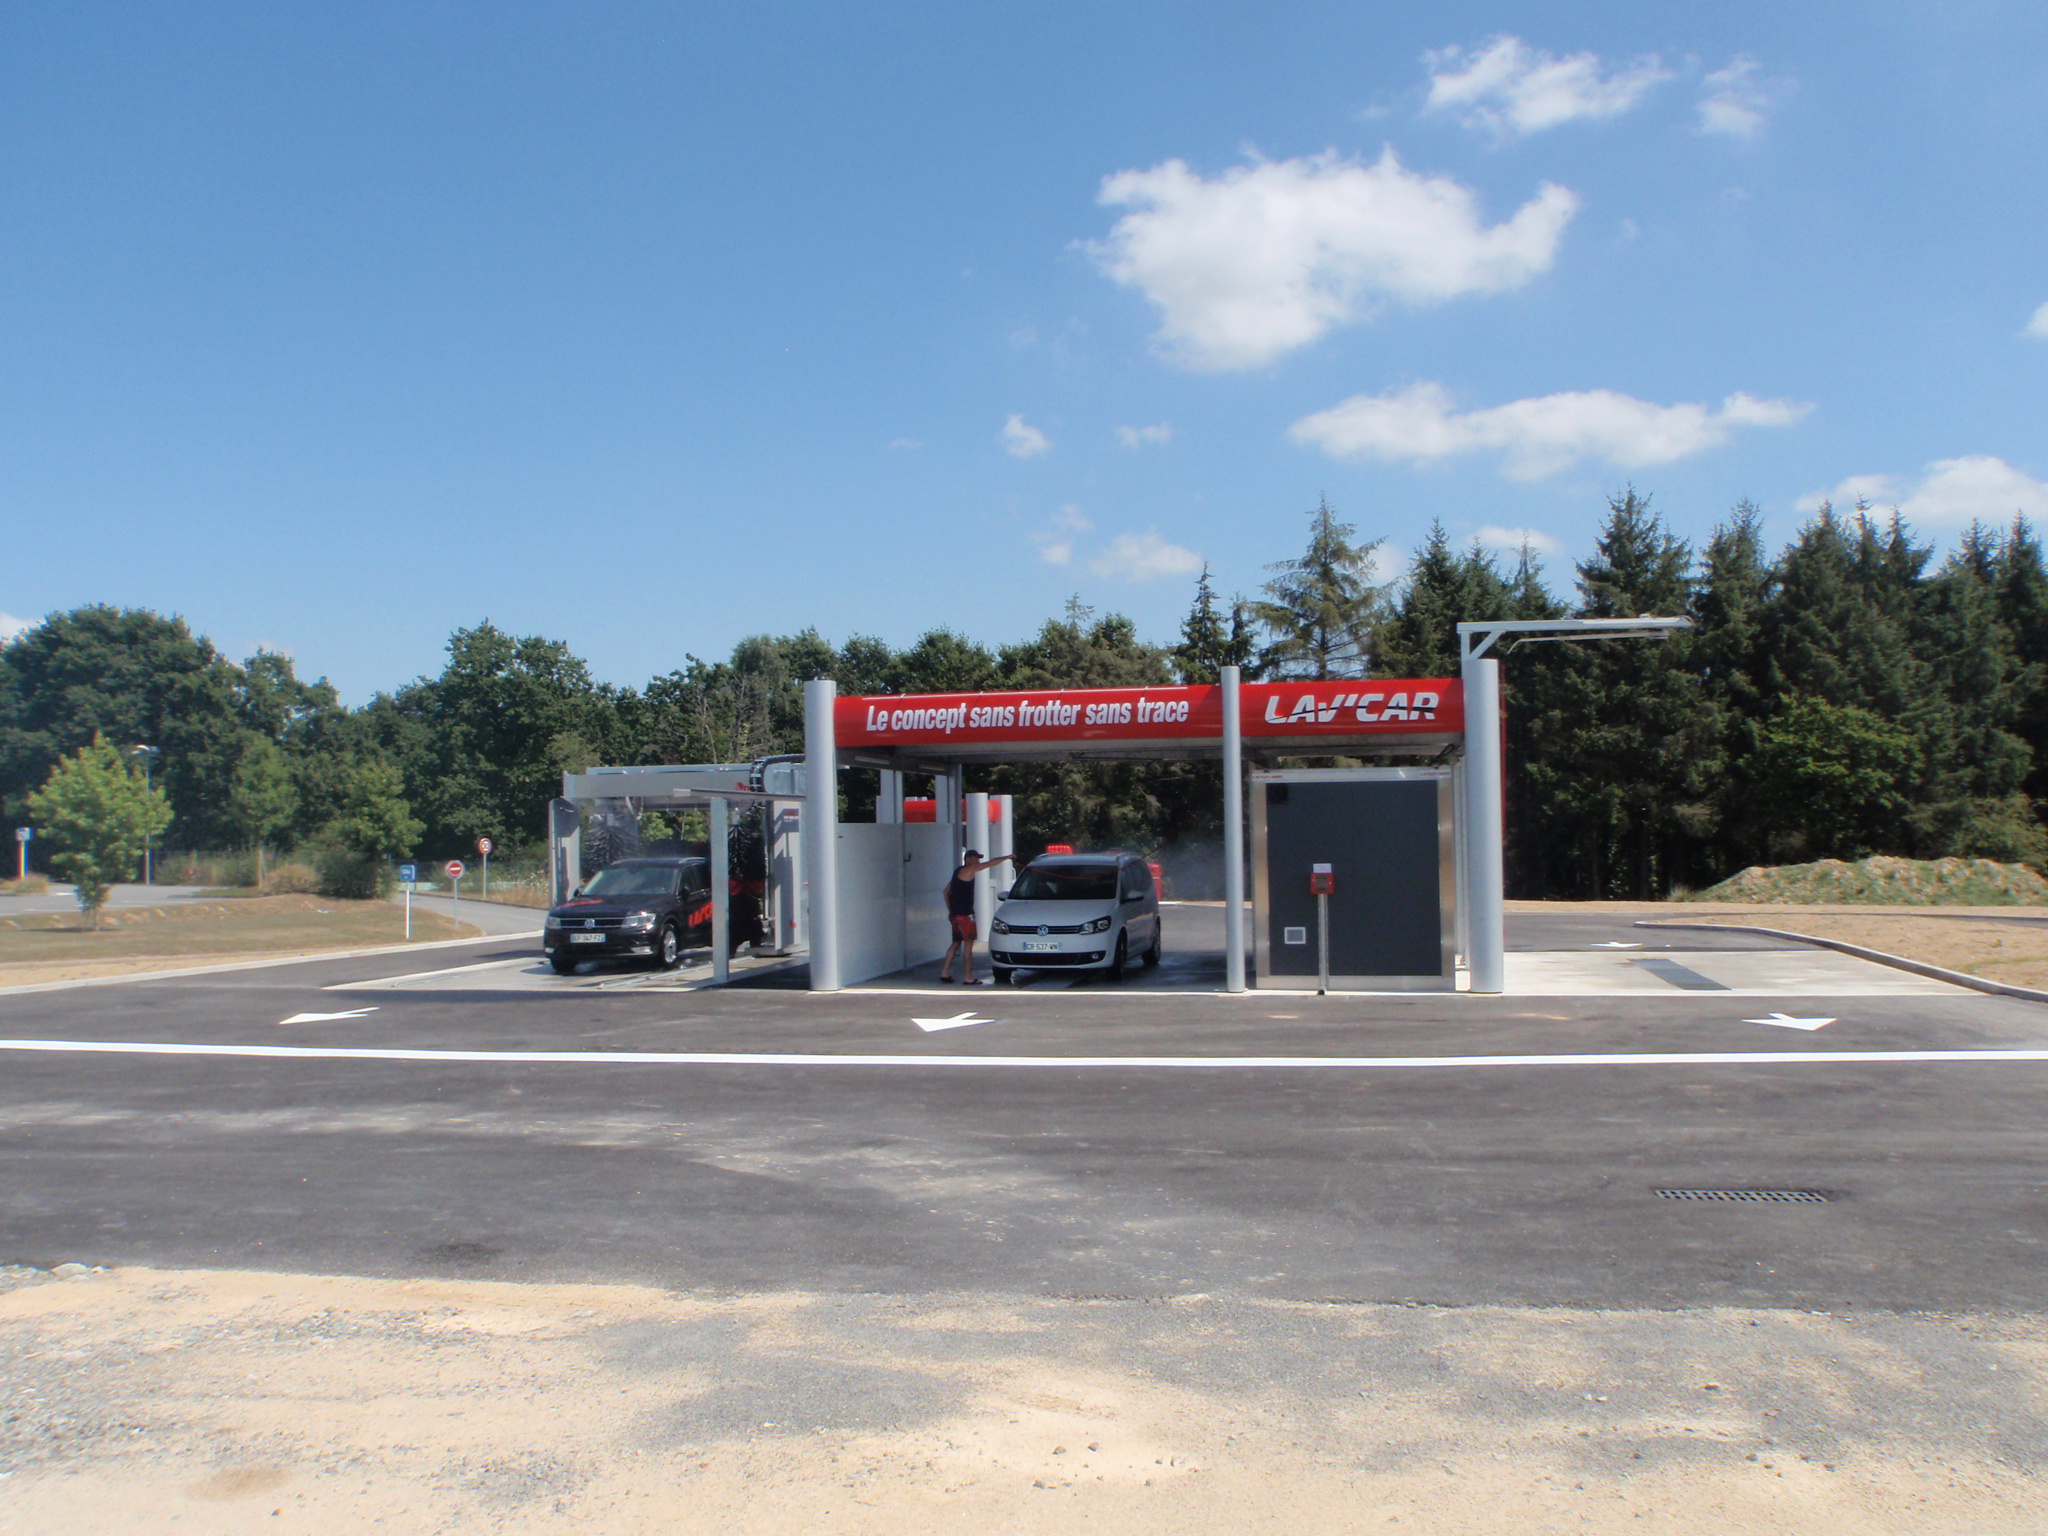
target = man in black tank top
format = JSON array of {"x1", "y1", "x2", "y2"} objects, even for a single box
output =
[{"x1": 939, "y1": 848, "x2": 1013, "y2": 985}]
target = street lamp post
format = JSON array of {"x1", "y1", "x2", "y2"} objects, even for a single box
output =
[{"x1": 131, "y1": 744, "x2": 161, "y2": 886}]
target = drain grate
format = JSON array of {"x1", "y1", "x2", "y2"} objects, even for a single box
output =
[{"x1": 1654, "y1": 1187, "x2": 1830, "y2": 1204}]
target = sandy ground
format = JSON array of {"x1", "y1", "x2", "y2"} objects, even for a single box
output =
[{"x1": 2, "y1": 1265, "x2": 2043, "y2": 1535}]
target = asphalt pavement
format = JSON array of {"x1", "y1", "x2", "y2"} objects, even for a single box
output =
[{"x1": 3, "y1": 908, "x2": 2044, "y2": 1314}]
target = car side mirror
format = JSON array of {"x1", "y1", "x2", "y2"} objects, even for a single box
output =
[{"x1": 571, "y1": 886, "x2": 583, "y2": 898}]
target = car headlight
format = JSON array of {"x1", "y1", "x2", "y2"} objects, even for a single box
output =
[
  {"x1": 1087, "y1": 916, "x2": 1112, "y2": 933},
  {"x1": 990, "y1": 917, "x2": 1011, "y2": 934},
  {"x1": 544, "y1": 916, "x2": 562, "y2": 929},
  {"x1": 622, "y1": 910, "x2": 658, "y2": 932}
]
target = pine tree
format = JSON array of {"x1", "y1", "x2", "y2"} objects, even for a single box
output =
[
  {"x1": 1173, "y1": 565, "x2": 1257, "y2": 683},
  {"x1": 1250, "y1": 496, "x2": 1387, "y2": 678},
  {"x1": 1549, "y1": 489, "x2": 1723, "y2": 898},
  {"x1": 1376, "y1": 521, "x2": 1512, "y2": 677}
]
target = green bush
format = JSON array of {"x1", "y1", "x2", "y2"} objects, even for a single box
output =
[{"x1": 316, "y1": 848, "x2": 392, "y2": 900}]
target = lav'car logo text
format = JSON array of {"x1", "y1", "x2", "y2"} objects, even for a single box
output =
[{"x1": 1264, "y1": 690, "x2": 1441, "y2": 725}]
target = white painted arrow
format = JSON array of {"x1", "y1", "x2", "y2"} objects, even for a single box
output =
[
  {"x1": 1594, "y1": 941, "x2": 1643, "y2": 949},
  {"x1": 1743, "y1": 1012, "x2": 1836, "y2": 1031},
  {"x1": 912, "y1": 1012, "x2": 992, "y2": 1033},
  {"x1": 278, "y1": 1007, "x2": 381, "y2": 1026}
]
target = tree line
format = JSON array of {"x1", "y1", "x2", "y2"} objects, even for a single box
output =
[{"x1": 5, "y1": 489, "x2": 2045, "y2": 899}]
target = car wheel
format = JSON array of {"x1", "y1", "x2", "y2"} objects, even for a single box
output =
[
  {"x1": 549, "y1": 953, "x2": 579, "y2": 976},
  {"x1": 992, "y1": 965, "x2": 1015, "y2": 986},
  {"x1": 1143, "y1": 925, "x2": 1161, "y2": 968},
  {"x1": 656, "y1": 923, "x2": 682, "y2": 971},
  {"x1": 1109, "y1": 931, "x2": 1128, "y2": 979}
]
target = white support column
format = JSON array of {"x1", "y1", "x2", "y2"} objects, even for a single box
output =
[
  {"x1": 803, "y1": 678, "x2": 841, "y2": 992},
  {"x1": 965, "y1": 791, "x2": 992, "y2": 940},
  {"x1": 877, "y1": 769, "x2": 903, "y2": 824},
  {"x1": 709, "y1": 795, "x2": 730, "y2": 985},
  {"x1": 992, "y1": 794, "x2": 1014, "y2": 885},
  {"x1": 1462, "y1": 656, "x2": 1504, "y2": 994},
  {"x1": 1452, "y1": 759, "x2": 1470, "y2": 971},
  {"x1": 942, "y1": 768, "x2": 962, "y2": 858},
  {"x1": 1221, "y1": 665, "x2": 1247, "y2": 994}
]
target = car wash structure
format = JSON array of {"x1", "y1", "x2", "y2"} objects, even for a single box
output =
[
  {"x1": 546, "y1": 759, "x2": 807, "y2": 986},
  {"x1": 802, "y1": 667, "x2": 1473, "y2": 993},
  {"x1": 546, "y1": 617, "x2": 1684, "y2": 995}
]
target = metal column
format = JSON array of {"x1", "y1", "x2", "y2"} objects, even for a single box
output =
[
  {"x1": 1221, "y1": 665, "x2": 1247, "y2": 993},
  {"x1": 803, "y1": 678, "x2": 841, "y2": 992},
  {"x1": 877, "y1": 769, "x2": 903, "y2": 824},
  {"x1": 1462, "y1": 656, "x2": 1504, "y2": 994},
  {"x1": 709, "y1": 795, "x2": 730, "y2": 985}
]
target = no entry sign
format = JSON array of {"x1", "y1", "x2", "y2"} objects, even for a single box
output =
[{"x1": 446, "y1": 860, "x2": 466, "y2": 880}]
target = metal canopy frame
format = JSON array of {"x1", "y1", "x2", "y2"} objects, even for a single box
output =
[
  {"x1": 1458, "y1": 616, "x2": 1693, "y2": 667},
  {"x1": 555, "y1": 762, "x2": 808, "y2": 986},
  {"x1": 1454, "y1": 614, "x2": 1693, "y2": 995}
]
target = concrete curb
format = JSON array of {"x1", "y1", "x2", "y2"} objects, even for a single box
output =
[
  {"x1": 0, "y1": 929, "x2": 542, "y2": 998},
  {"x1": 1635, "y1": 920, "x2": 2048, "y2": 1005}
]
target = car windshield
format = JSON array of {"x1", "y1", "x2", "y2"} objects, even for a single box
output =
[
  {"x1": 580, "y1": 865, "x2": 681, "y2": 898},
  {"x1": 1008, "y1": 865, "x2": 1119, "y2": 901}
]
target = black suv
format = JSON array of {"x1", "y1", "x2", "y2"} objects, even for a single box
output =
[{"x1": 544, "y1": 857, "x2": 712, "y2": 974}]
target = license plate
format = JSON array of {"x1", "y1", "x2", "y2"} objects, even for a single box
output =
[
  {"x1": 570, "y1": 932, "x2": 607, "y2": 945},
  {"x1": 1020, "y1": 940, "x2": 1062, "y2": 952}
]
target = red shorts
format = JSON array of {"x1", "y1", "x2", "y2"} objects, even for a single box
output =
[{"x1": 950, "y1": 915, "x2": 977, "y2": 942}]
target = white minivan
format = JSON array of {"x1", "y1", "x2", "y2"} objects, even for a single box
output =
[{"x1": 988, "y1": 852, "x2": 1161, "y2": 984}]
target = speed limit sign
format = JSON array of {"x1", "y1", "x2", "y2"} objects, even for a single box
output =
[
  {"x1": 446, "y1": 860, "x2": 466, "y2": 880},
  {"x1": 478, "y1": 837, "x2": 493, "y2": 855}
]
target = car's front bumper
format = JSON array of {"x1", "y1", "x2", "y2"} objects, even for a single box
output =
[
  {"x1": 545, "y1": 932, "x2": 656, "y2": 960},
  {"x1": 988, "y1": 935, "x2": 1112, "y2": 968}
]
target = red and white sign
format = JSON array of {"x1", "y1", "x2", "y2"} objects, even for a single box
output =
[
  {"x1": 477, "y1": 837, "x2": 493, "y2": 855},
  {"x1": 446, "y1": 860, "x2": 466, "y2": 880},
  {"x1": 836, "y1": 681, "x2": 1460, "y2": 752}
]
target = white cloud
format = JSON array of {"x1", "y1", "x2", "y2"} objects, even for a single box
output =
[
  {"x1": 1797, "y1": 456, "x2": 2048, "y2": 525},
  {"x1": 2025, "y1": 301, "x2": 2048, "y2": 341},
  {"x1": 885, "y1": 437, "x2": 922, "y2": 450},
  {"x1": 1699, "y1": 56, "x2": 1773, "y2": 140},
  {"x1": 1033, "y1": 504, "x2": 1092, "y2": 566},
  {"x1": 1474, "y1": 525, "x2": 1564, "y2": 556},
  {"x1": 1290, "y1": 381, "x2": 1811, "y2": 480},
  {"x1": 1089, "y1": 529, "x2": 1204, "y2": 582},
  {"x1": 1002, "y1": 413, "x2": 1051, "y2": 458},
  {"x1": 0, "y1": 613, "x2": 34, "y2": 643},
  {"x1": 1118, "y1": 422, "x2": 1174, "y2": 448},
  {"x1": 1086, "y1": 149, "x2": 1577, "y2": 371},
  {"x1": 1424, "y1": 36, "x2": 1671, "y2": 137}
]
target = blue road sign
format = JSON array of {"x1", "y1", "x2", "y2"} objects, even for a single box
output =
[{"x1": 398, "y1": 863, "x2": 417, "y2": 883}]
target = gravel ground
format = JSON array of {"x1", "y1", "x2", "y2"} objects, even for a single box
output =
[{"x1": 2, "y1": 1265, "x2": 2044, "y2": 1534}]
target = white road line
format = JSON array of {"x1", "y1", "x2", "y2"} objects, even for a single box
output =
[{"x1": 1, "y1": 1040, "x2": 2046, "y2": 1069}]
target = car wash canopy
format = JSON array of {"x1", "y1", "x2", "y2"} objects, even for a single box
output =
[{"x1": 835, "y1": 679, "x2": 1463, "y2": 765}]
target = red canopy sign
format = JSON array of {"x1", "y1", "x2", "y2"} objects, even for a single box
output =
[{"x1": 836, "y1": 681, "x2": 1460, "y2": 753}]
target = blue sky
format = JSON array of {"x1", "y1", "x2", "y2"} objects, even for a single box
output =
[{"x1": 3, "y1": 2, "x2": 2045, "y2": 701}]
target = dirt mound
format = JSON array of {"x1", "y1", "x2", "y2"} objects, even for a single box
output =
[{"x1": 1690, "y1": 855, "x2": 2048, "y2": 906}]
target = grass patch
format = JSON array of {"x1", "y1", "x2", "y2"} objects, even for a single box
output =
[
  {"x1": 0, "y1": 894, "x2": 480, "y2": 964},
  {"x1": 1691, "y1": 855, "x2": 2048, "y2": 906}
]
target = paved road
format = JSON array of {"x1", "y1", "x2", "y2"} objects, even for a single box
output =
[
  {"x1": 3, "y1": 910, "x2": 2044, "y2": 1314},
  {"x1": 1, "y1": 882, "x2": 214, "y2": 915}
]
